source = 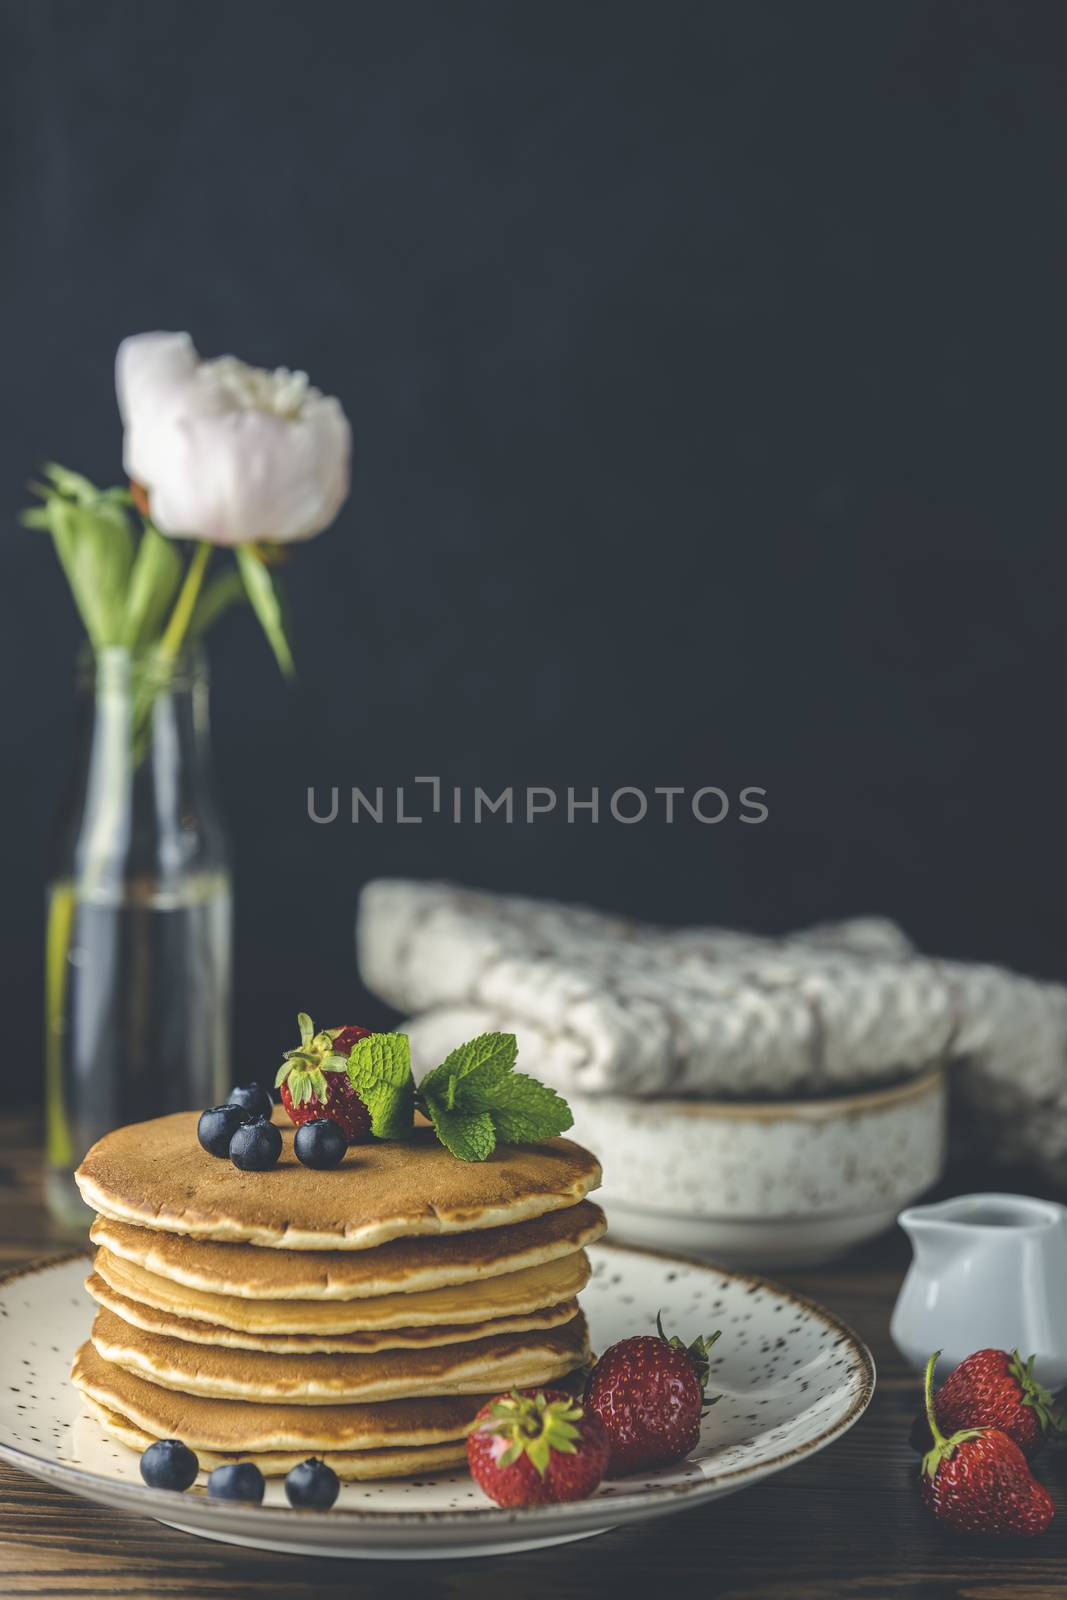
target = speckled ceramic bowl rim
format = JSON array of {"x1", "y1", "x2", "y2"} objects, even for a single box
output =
[
  {"x1": 574, "y1": 1063, "x2": 945, "y2": 1123},
  {"x1": 0, "y1": 1244, "x2": 875, "y2": 1546}
]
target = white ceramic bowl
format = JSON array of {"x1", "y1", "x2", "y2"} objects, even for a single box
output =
[{"x1": 569, "y1": 1065, "x2": 947, "y2": 1268}]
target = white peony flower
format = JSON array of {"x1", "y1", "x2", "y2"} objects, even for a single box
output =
[{"x1": 116, "y1": 332, "x2": 351, "y2": 546}]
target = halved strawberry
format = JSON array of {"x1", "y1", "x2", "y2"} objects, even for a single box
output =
[{"x1": 275, "y1": 1014, "x2": 374, "y2": 1143}]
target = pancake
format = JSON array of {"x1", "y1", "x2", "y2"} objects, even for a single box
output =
[
  {"x1": 92, "y1": 1247, "x2": 590, "y2": 1334},
  {"x1": 90, "y1": 1307, "x2": 590, "y2": 1404},
  {"x1": 72, "y1": 1342, "x2": 582, "y2": 1451},
  {"x1": 86, "y1": 1271, "x2": 580, "y2": 1354},
  {"x1": 89, "y1": 1202, "x2": 606, "y2": 1299},
  {"x1": 76, "y1": 1114, "x2": 601, "y2": 1249},
  {"x1": 81, "y1": 1395, "x2": 469, "y2": 1478}
]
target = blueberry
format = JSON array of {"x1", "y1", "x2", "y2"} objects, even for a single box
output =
[
  {"x1": 140, "y1": 1438, "x2": 199, "y2": 1491},
  {"x1": 228, "y1": 1083, "x2": 274, "y2": 1120},
  {"x1": 206, "y1": 1461, "x2": 265, "y2": 1502},
  {"x1": 198, "y1": 1104, "x2": 248, "y2": 1159},
  {"x1": 229, "y1": 1118, "x2": 282, "y2": 1171},
  {"x1": 284, "y1": 1457, "x2": 340, "y2": 1509},
  {"x1": 294, "y1": 1119, "x2": 348, "y2": 1170}
]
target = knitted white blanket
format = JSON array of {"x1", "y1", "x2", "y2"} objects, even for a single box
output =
[{"x1": 356, "y1": 879, "x2": 1067, "y2": 1181}]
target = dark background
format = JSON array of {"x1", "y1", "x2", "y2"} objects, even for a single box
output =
[{"x1": 2, "y1": 0, "x2": 1066, "y2": 1098}]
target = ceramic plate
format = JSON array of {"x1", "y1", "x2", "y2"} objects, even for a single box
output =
[{"x1": 0, "y1": 1243, "x2": 874, "y2": 1559}]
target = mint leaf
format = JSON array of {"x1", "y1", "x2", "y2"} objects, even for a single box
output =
[
  {"x1": 415, "y1": 1031, "x2": 573, "y2": 1161},
  {"x1": 485, "y1": 1073, "x2": 573, "y2": 1144},
  {"x1": 347, "y1": 1033, "x2": 415, "y2": 1140},
  {"x1": 419, "y1": 1032, "x2": 518, "y2": 1111},
  {"x1": 424, "y1": 1101, "x2": 497, "y2": 1163}
]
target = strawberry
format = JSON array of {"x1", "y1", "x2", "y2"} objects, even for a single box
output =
[
  {"x1": 910, "y1": 1348, "x2": 1062, "y2": 1460},
  {"x1": 466, "y1": 1388, "x2": 610, "y2": 1506},
  {"x1": 919, "y1": 1351, "x2": 1055, "y2": 1538},
  {"x1": 275, "y1": 1013, "x2": 373, "y2": 1143},
  {"x1": 585, "y1": 1314, "x2": 720, "y2": 1476}
]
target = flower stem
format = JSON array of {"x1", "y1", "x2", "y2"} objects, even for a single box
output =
[
  {"x1": 130, "y1": 539, "x2": 213, "y2": 766},
  {"x1": 159, "y1": 541, "x2": 212, "y2": 663}
]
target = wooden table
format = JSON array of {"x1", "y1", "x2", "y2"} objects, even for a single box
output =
[{"x1": 1, "y1": 1113, "x2": 1065, "y2": 1600}]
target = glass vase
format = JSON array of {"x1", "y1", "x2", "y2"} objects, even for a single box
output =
[{"x1": 44, "y1": 646, "x2": 232, "y2": 1228}]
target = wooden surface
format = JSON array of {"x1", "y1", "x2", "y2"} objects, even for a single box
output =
[{"x1": 1, "y1": 1113, "x2": 1066, "y2": 1599}]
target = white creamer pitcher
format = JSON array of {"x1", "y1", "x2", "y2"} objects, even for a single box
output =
[{"x1": 891, "y1": 1193, "x2": 1067, "y2": 1389}]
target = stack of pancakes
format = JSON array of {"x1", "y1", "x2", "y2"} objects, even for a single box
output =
[{"x1": 71, "y1": 1111, "x2": 604, "y2": 1479}]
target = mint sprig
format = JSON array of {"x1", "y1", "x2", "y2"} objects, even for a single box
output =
[
  {"x1": 424, "y1": 1102, "x2": 498, "y2": 1163},
  {"x1": 418, "y1": 1032, "x2": 518, "y2": 1108},
  {"x1": 346, "y1": 1032, "x2": 416, "y2": 1140},
  {"x1": 342, "y1": 1029, "x2": 573, "y2": 1162}
]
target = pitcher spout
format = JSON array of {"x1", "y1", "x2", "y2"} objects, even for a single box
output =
[
  {"x1": 897, "y1": 1203, "x2": 964, "y2": 1273},
  {"x1": 900, "y1": 1193, "x2": 1067, "y2": 1269}
]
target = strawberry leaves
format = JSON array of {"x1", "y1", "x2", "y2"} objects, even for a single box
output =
[
  {"x1": 338, "y1": 1027, "x2": 573, "y2": 1162},
  {"x1": 275, "y1": 1012, "x2": 348, "y2": 1104},
  {"x1": 478, "y1": 1390, "x2": 585, "y2": 1477},
  {"x1": 655, "y1": 1311, "x2": 722, "y2": 1406},
  {"x1": 1009, "y1": 1351, "x2": 1065, "y2": 1440},
  {"x1": 276, "y1": 1064, "x2": 328, "y2": 1106}
]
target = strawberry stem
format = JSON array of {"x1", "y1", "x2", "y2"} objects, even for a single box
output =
[
  {"x1": 923, "y1": 1351, "x2": 947, "y2": 1452},
  {"x1": 920, "y1": 1349, "x2": 984, "y2": 1481}
]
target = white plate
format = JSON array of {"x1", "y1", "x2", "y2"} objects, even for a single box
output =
[{"x1": 0, "y1": 1243, "x2": 874, "y2": 1559}]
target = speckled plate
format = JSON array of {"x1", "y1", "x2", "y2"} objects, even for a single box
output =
[{"x1": 0, "y1": 1243, "x2": 873, "y2": 1559}]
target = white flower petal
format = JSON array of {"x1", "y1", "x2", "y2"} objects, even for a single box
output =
[
  {"x1": 116, "y1": 332, "x2": 351, "y2": 545},
  {"x1": 144, "y1": 405, "x2": 351, "y2": 546},
  {"x1": 116, "y1": 332, "x2": 198, "y2": 427}
]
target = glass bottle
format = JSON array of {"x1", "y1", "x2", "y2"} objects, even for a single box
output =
[{"x1": 44, "y1": 646, "x2": 232, "y2": 1227}]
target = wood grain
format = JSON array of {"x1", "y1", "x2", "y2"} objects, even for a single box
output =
[{"x1": 1, "y1": 1115, "x2": 1065, "y2": 1598}]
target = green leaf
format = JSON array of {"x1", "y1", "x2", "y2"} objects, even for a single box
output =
[
  {"x1": 347, "y1": 1034, "x2": 415, "y2": 1141},
  {"x1": 122, "y1": 522, "x2": 182, "y2": 648},
  {"x1": 41, "y1": 462, "x2": 105, "y2": 503},
  {"x1": 236, "y1": 545, "x2": 295, "y2": 678},
  {"x1": 419, "y1": 1033, "x2": 518, "y2": 1111},
  {"x1": 297, "y1": 1013, "x2": 314, "y2": 1048},
  {"x1": 415, "y1": 1030, "x2": 573, "y2": 1160},
  {"x1": 56, "y1": 496, "x2": 134, "y2": 647},
  {"x1": 27, "y1": 473, "x2": 137, "y2": 648},
  {"x1": 484, "y1": 1073, "x2": 573, "y2": 1144},
  {"x1": 188, "y1": 565, "x2": 247, "y2": 639},
  {"x1": 279, "y1": 1066, "x2": 326, "y2": 1106},
  {"x1": 424, "y1": 1101, "x2": 496, "y2": 1163}
]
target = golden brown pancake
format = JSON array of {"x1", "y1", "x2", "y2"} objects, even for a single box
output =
[
  {"x1": 90, "y1": 1307, "x2": 589, "y2": 1404},
  {"x1": 92, "y1": 1247, "x2": 590, "y2": 1333},
  {"x1": 80, "y1": 1394, "x2": 468, "y2": 1478},
  {"x1": 85, "y1": 1271, "x2": 580, "y2": 1354},
  {"x1": 76, "y1": 1114, "x2": 601, "y2": 1249},
  {"x1": 72, "y1": 1341, "x2": 583, "y2": 1451},
  {"x1": 89, "y1": 1201, "x2": 606, "y2": 1298}
]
